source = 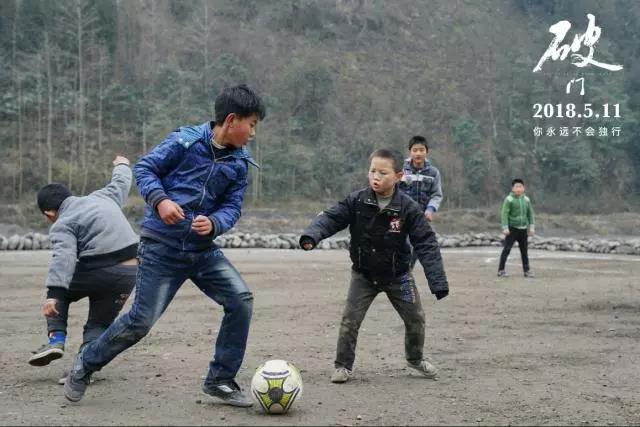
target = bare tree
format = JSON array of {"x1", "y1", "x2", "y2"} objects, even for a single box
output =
[
  {"x1": 97, "y1": 45, "x2": 106, "y2": 152},
  {"x1": 56, "y1": 0, "x2": 98, "y2": 191},
  {"x1": 44, "y1": 31, "x2": 54, "y2": 184},
  {"x1": 11, "y1": 0, "x2": 24, "y2": 198}
]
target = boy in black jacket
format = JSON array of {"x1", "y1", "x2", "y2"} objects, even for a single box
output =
[{"x1": 300, "y1": 148, "x2": 449, "y2": 383}]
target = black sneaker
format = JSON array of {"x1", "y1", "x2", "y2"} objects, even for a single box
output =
[
  {"x1": 64, "y1": 351, "x2": 93, "y2": 402},
  {"x1": 497, "y1": 270, "x2": 508, "y2": 278},
  {"x1": 202, "y1": 380, "x2": 253, "y2": 407},
  {"x1": 29, "y1": 342, "x2": 64, "y2": 366}
]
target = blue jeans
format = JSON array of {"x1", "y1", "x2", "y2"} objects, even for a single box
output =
[{"x1": 81, "y1": 238, "x2": 253, "y2": 385}]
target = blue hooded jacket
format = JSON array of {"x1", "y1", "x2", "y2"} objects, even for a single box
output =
[{"x1": 134, "y1": 121, "x2": 257, "y2": 251}]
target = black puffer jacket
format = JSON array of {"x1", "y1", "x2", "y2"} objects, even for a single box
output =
[{"x1": 300, "y1": 186, "x2": 448, "y2": 296}]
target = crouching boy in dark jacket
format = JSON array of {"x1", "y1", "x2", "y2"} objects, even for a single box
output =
[{"x1": 299, "y1": 148, "x2": 449, "y2": 383}]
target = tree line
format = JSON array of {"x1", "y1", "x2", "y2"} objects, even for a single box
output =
[{"x1": 1, "y1": 0, "x2": 639, "y2": 213}]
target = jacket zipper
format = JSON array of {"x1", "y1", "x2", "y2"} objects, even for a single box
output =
[
  {"x1": 181, "y1": 144, "x2": 229, "y2": 251},
  {"x1": 392, "y1": 252, "x2": 396, "y2": 277}
]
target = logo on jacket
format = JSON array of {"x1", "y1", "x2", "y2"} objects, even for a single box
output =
[{"x1": 389, "y1": 217, "x2": 402, "y2": 233}]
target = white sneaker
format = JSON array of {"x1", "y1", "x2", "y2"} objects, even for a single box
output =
[
  {"x1": 407, "y1": 360, "x2": 438, "y2": 379},
  {"x1": 330, "y1": 367, "x2": 352, "y2": 383}
]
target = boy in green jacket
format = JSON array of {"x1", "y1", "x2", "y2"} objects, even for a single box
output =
[{"x1": 498, "y1": 178, "x2": 535, "y2": 278}]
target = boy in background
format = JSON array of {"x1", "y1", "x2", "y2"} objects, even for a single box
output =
[
  {"x1": 498, "y1": 178, "x2": 535, "y2": 278},
  {"x1": 399, "y1": 135, "x2": 443, "y2": 223}
]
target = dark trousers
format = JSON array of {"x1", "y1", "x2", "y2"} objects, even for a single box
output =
[
  {"x1": 498, "y1": 227, "x2": 530, "y2": 272},
  {"x1": 47, "y1": 264, "x2": 136, "y2": 346},
  {"x1": 335, "y1": 271, "x2": 425, "y2": 371},
  {"x1": 81, "y1": 238, "x2": 254, "y2": 385}
]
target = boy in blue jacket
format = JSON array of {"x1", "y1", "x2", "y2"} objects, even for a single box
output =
[{"x1": 64, "y1": 85, "x2": 266, "y2": 407}]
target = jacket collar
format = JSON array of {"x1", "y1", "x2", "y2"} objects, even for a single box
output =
[
  {"x1": 362, "y1": 186, "x2": 402, "y2": 213},
  {"x1": 404, "y1": 158, "x2": 431, "y2": 172},
  {"x1": 57, "y1": 196, "x2": 74, "y2": 216},
  {"x1": 205, "y1": 121, "x2": 259, "y2": 168}
]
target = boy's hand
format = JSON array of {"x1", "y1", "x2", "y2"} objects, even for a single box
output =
[
  {"x1": 157, "y1": 199, "x2": 185, "y2": 224},
  {"x1": 113, "y1": 155, "x2": 130, "y2": 166},
  {"x1": 435, "y1": 290, "x2": 448, "y2": 300},
  {"x1": 299, "y1": 236, "x2": 315, "y2": 251},
  {"x1": 43, "y1": 298, "x2": 59, "y2": 316},
  {"x1": 528, "y1": 230, "x2": 535, "y2": 237},
  {"x1": 425, "y1": 211, "x2": 433, "y2": 222},
  {"x1": 503, "y1": 229, "x2": 510, "y2": 236},
  {"x1": 192, "y1": 215, "x2": 214, "y2": 236}
]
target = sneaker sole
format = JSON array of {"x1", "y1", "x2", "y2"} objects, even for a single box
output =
[
  {"x1": 28, "y1": 348, "x2": 64, "y2": 367},
  {"x1": 63, "y1": 379, "x2": 86, "y2": 402},
  {"x1": 407, "y1": 364, "x2": 438, "y2": 379}
]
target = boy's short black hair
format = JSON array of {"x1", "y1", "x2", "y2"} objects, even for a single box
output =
[
  {"x1": 408, "y1": 135, "x2": 429, "y2": 150},
  {"x1": 37, "y1": 183, "x2": 72, "y2": 213},
  {"x1": 214, "y1": 84, "x2": 266, "y2": 124},
  {"x1": 369, "y1": 148, "x2": 404, "y2": 173},
  {"x1": 512, "y1": 178, "x2": 525, "y2": 186}
]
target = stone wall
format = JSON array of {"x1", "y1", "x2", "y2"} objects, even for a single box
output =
[{"x1": 2, "y1": 232, "x2": 638, "y2": 255}]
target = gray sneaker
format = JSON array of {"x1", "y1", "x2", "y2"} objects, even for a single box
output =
[
  {"x1": 29, "y1": 342, "x2": 64, "y2": 367},
  {"x1": 58, "y1": 371, "x2": 98, "y2": 385},
  {"x1": 64, "y1": 351, "x2": 93, "y2": 402},
  {"x1": 330, "y1": 367, "x2": 352, "y2": 383},
  {"x1": 497, "y1": 270, "x2": 508, "y2": 278},
  {"x1": 202, "y1": 380, "x2": 253, "y2": 407},
  {"x1": 407, "y1": 360, "x2": 438, "y2": 379},
  {"x1": 524, "y1": 271, "x2": 535, "y2": 278}
]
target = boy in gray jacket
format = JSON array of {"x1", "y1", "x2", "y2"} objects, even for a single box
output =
[{"x1": 29, "y1": 156, "x2": 139, "y2": 368}]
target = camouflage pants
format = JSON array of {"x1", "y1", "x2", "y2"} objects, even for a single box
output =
[{"x1": 335, "y1": 270, "x2": 425, "y2": 370}]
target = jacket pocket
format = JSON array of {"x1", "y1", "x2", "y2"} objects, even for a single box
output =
[{"x1": 208, "y1": 163, "x2": 238, "y2": 196}]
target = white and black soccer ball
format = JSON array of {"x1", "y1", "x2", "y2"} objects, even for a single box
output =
[{"x1": 251, "y1": 359, "x2": 303, "y2": 414}]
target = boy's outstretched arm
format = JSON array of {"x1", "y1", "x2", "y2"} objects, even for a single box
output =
[
  {"x1": 90, "y1": 156, "x2": 132, "y2": 207},
  {"x1": 406, "y1": 205, "x2": 449, "y2": 300},
  {"x1": 299, "y1": 197, "x2": 354, "y2": 250}
]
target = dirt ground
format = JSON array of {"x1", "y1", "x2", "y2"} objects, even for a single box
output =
[{"x1": 1, "y1": 248, "x2": 640, "y2": 426}]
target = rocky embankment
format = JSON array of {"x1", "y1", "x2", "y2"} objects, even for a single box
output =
[{"x1": 2, "y1": 232, "x2": 639, "y2": 255}]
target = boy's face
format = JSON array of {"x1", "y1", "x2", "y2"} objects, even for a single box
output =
[
  {"x1": 224, "y1": 113, "x2": 259, "y2": 148},
  {"x1": 368, "y1": 157, "x2": 403, "y2": 196},
  {"x1": 410, "y1": 144, "x2": 429, "y2": 164},
  {"x1": 512, "y1": 183, "x2": 525, "y2": 196},
  {"x1": 43, "y1": 210, "x2": 58, "y2": 224}
]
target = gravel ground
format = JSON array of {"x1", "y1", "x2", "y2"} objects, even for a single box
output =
[{"x1": 1, "y1": 248, "x2": 639, "y2": 426}]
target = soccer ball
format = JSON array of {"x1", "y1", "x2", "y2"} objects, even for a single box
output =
[{"x1": 251, "y1": 359, "x2": 303, "y2": 414}]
